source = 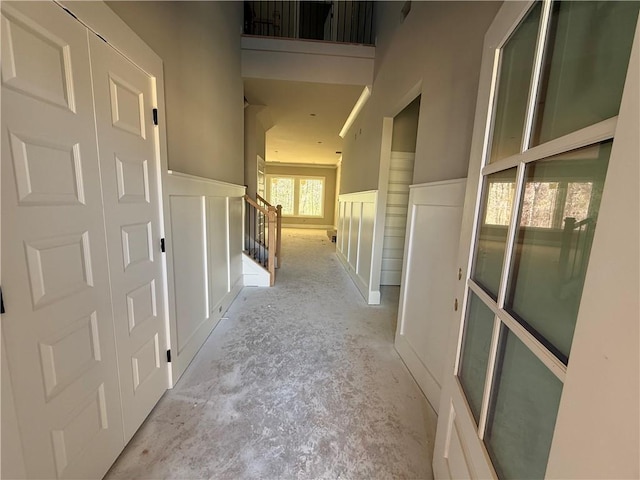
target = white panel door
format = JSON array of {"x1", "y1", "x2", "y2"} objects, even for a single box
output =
[
  {"x1": 0, "y1": 2, "x2": 124, "y2": 478},
  {"x1": 395, "y1": 179, "x2": 465, "y2": 413},
  {"x1": 88, "y1": 34, "x2": 168, "y2": 441}
]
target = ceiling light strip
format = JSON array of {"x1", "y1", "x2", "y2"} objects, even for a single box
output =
[{"x1": 339, "y1": 86, "x2": 372, "y2": 138}]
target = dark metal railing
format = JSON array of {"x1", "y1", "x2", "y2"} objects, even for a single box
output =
[{"x1": 244, "y1": 1, "x2": 375, "y2": 45}]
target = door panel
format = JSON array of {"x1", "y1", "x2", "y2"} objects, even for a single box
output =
[
  {"x1": 395, "y1": 180, "x2": 465, "y2": 413},
  {"x1": 88, "y1": 34, "x2": 168, "y2": 442},
  {"x1": 434, "y1": 1, "x2": 640, "y2": 478},
  {"x1": 1, "y1": 3, "x2": 124, "y2": 478}
]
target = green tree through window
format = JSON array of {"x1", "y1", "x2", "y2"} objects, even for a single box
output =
[{"x1": 268, "y1": 176, "x2": 324, "y2": 217}]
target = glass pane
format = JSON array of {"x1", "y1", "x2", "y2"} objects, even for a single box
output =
[
  {"x1": 489, "y1": 3, "x2": 541, "y2": 163},
  {"x1": 299, "y1": 178, "x2": 323, "y2": 216},
  {"x1": 472, "y1": 168, "x2": 518, "y2": 299},
  {"x1": 270, "y1": 177, "x2": 294, "y2": 215},
  {"x1": 458, "y1": 292, "x2": 496, "y2": 423},
  {"x1": 485, "y1": 329, "x2": 563, "y2": 480},
  {"x1": 506, "y1": 141, "x2": 611, "y2": 361},
  {"x1": 532, "y1": 1, "x2": 640, "y2": 145}
]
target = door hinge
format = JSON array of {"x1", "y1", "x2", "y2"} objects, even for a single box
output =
[
  {"x1": 0, "y1": 287, "x2": 5, "y2": 314},
  {"x1": 153, "y1": 108, "x2": 158, "y2": 126},
  {"x1": 160, "y1": 238, "x2": 166, "y2": 253},
  {"x1": 166, "y1": 349, "x2": 172, "y2": 362}
]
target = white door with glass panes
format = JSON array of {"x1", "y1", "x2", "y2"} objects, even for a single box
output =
[{"x1": 433, "y1": 1, "x2": 640, "y2": 479}]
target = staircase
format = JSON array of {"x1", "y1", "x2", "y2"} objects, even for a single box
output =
[{"x1": 243, "y1": 194, "x2": 282, "y2": 286}]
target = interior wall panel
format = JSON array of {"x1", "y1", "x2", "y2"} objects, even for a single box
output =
[
  {"x1": 336, "y1": 190, "x2": 380, "y2": 304},
  {"x1": 164, "y1": 172, "x2": 245, "y2": 383}
]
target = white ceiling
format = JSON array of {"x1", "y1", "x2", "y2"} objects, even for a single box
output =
[{"x1": 243, "y1": 78, "x2": 364, "y2": 166}]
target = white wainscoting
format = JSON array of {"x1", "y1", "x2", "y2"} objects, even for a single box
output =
[
  {"x1": 336, "y1": 190, "x2": 380, "y2": 304},
  {"x1": 395, "y1": 178, "x2": 466, "y2": 412},
  {"x1": 164, "y1": 172, "x2": 245, "y2": 384}
]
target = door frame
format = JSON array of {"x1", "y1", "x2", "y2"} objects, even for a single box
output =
[
  {"x1": 372, "y1": 81, "x2": 423, "y2": 300},
  {"x1": 433, "y1": 1, "x2": 640, "y2": 478}
]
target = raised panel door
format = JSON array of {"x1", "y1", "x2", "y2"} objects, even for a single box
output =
[
  {"x1": 88, "y1": 34, "x2": 169, "y2": 442},
  {"x1": 0, "y1": 2, "x2": 125, "y2": 477}
]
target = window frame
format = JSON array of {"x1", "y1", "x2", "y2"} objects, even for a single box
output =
[{"x1": 266, "y1": 174, "x2": 326, "y2": 218}]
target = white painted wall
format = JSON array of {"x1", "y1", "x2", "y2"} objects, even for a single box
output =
[
  {"x1": 340, "y1": 1, "x2": 501, "y2": 194},
  {"x1": 241, "y1": 36, "x2": 374, "y2": 86},
  {"x1": 336, "y1": 191, "x2": 380, "y2": 304},
  {"x1": 107, "y1": 1, "x2": 245, "y2": 184},
  {"x1": 163, "y1": 172, "x2": 245, "y2": 383},
  {"x1": 395, "y1": 179, "x2": 466, "y2": 412},
  {"x1": 381, "y1": 152, "x2": 415, "y2": 285},
  {"x1": 244, "y1": 105, "x2": 268, "y2": 199}
]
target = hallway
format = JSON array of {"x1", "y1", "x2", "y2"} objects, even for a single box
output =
[{"x1": 106, "y1": 229, "x2": 436, "y2": 479}]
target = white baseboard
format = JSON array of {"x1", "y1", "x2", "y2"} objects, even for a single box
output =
[
  {"x1": 336, "y1": 248, "x2": 380, "y2": 305},
  {"x1": 282, "y1": 224, "x2": 334, "y2": 230}
]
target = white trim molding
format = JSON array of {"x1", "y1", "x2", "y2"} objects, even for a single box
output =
[{"x1": 339, "y1": 86, "x2": 372, "y2": 138}]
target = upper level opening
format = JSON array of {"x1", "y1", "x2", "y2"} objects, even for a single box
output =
[{"x1": 243, "y1": 1, "x2": 375, "y2": 46}]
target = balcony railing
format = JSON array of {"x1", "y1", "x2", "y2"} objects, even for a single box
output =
[{"x1": 244, "y1": 1, "x2": 375, "y2": 45}]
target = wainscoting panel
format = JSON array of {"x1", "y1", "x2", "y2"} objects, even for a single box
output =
[
  {"x1": 164, "y1": 172, "x2": 245, "y2": 384},
  {"x1": 336, "y1": 190, "x2": 380, "y2": 304},
  {"x1": 395, "y1": 179, "x2": 466, "y2": 411}
]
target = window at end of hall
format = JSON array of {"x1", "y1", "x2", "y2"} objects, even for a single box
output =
[{"x1": 267, "y1": 175, "x2": 325, "y2": 218}]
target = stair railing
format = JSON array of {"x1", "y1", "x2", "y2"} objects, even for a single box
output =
[
  {"x1": 256, "y1": 194, "x2": 282, "y2": 268},
  {"x1": 244, "y1": 195, "x2": 281, "y2": 285}
]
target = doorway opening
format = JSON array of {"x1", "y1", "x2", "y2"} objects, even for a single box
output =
[{"x1": 380, "y1": 95, "x2": 421, "y2": 286}]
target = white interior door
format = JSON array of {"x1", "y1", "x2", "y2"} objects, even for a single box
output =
[
  {"x1": 0, "y1": 3, "x2": 125, "y2": 477},
  {"x1": 88, "y1": 34, "x2": 169, "y2": 442},
  {"x1": 395, "y1": 179, "x2": 465, "y2": 413},
  {"x1": 433, "y1": 1, "x2": 640, "y2": 478}
]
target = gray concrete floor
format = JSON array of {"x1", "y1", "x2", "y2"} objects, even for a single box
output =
[{"x1": 105, "y1": 229, "x2": 436, "y2": 479}]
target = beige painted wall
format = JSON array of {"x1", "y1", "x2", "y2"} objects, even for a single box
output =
[
  {"x1": 340, "y1": 1, "x2": 502, "y2": 194},
  {"x1": 392, "y1": 96, "x2": 421, "y2": 153},
  {"x1": 265, "y1": 164, "x2": 337, "y2": 226},
  {"x1": 244, "y1": 105, "x2": 267, "y2": 198},
  {"x1": 107, "y1": 1, "x2": 244, "y2": 184}
]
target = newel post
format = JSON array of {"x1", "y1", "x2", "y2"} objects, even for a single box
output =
[
  {"x1": 276, "y1": 205, "x2": 282, "y2": 268},
  {"x1": 267, "y1": 206, "x2": 277, "y2": 286}
]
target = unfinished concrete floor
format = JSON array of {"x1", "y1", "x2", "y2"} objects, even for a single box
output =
[{"x1": 105, "y1": 229, "x2": 436, "y2": 479}]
